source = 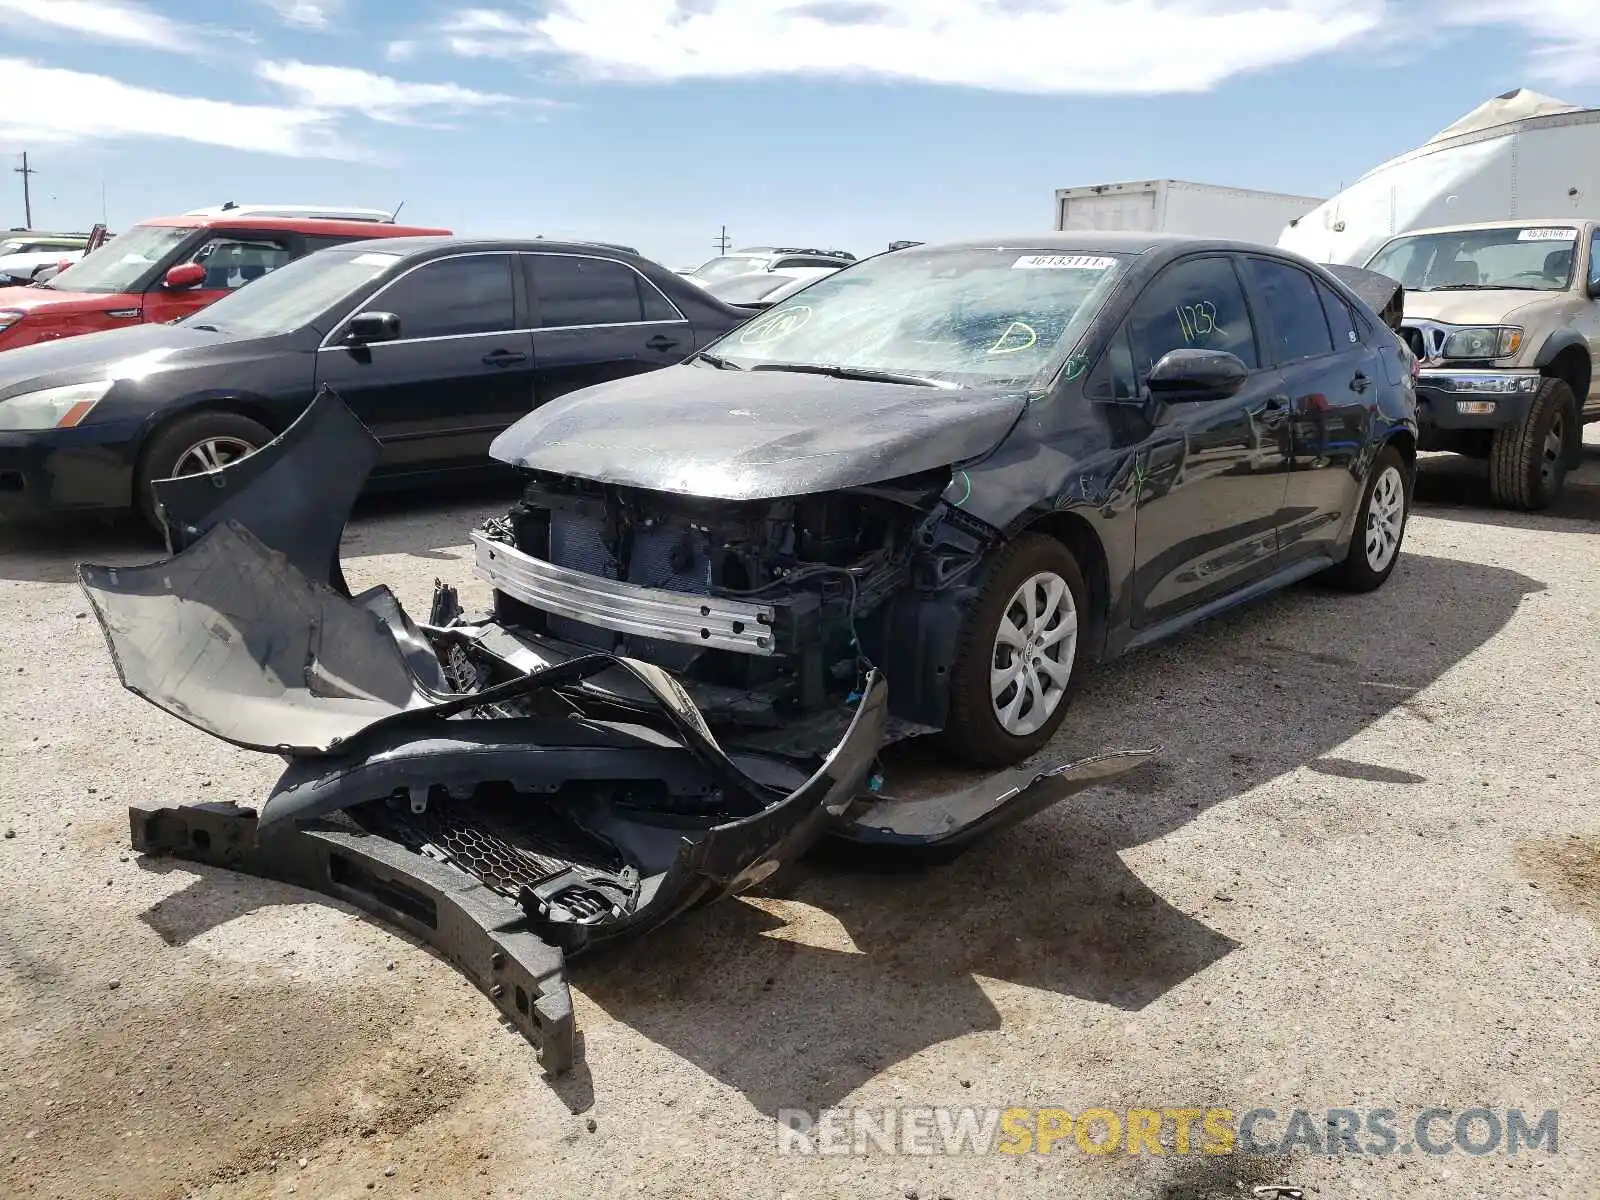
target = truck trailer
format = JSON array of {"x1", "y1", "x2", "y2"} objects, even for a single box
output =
[
  {"x1": 1276, "y1": 89, "x2": 1600, "y2": 266},
  {"x1": 1053, "y1": 179, "x2": 1323, "y2": 245}
]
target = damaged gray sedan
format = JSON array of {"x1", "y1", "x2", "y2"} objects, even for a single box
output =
[{"x1": 78, "y1": 233, "x2": 1411, "y2": 1073}]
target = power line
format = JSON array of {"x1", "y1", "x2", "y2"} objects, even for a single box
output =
[
  {"x1": 15, "y1": 152, "x2": 36, "y2": 228},
  {"x1": 715, "y1": 224, "x2": 731, "y2": 254}
]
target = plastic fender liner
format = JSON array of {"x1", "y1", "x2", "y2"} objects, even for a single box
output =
[
  {"x1": 128, "y1": 800, "x2": 577, "y2": 1075},
  {"x1": 829, "y1": 747, "x2": 1158, "y2": 863},
  {"x1": 150, "y1": 386, "x2": 380, "y2": 597}
]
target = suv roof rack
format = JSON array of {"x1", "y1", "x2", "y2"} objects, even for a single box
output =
[{"x1": 183, "y1": 203, "x2": 398, "y2": 223}]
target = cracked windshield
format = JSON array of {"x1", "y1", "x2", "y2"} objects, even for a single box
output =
[{"x1": 708, "y1": 247, "x2": 1127, "y2": 385}]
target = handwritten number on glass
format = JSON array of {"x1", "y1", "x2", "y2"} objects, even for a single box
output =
[{"x1": 1175, "y1": 300, "x2": 1222, "y2": 344}]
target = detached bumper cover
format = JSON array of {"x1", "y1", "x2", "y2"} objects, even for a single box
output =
[{"x1": 77, "y1": 389, "x2": 1158, "y2": 1077}]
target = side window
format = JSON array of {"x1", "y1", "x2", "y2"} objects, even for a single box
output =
[
  {"x1": 375, "y1": 254, "x2": 515, "y2": 339},
  {"x1": 1588, "y1": 230, "x2": 1600, "y2": 289},
  {"x1": 531, "y1": 255, "x2": 646, "y2": 327},
  {"x1": 637, "y1": 275, "x2": 682, "y2": 322},
  {"x1": 1242, "y1": 258, "x2": 1335, "y2": 363},
  {"x1": 1085, "y1": 326, "x2": 1137, "y2": 402},
  {"x1": 187, "y1": 236, "x2": 293, "y2": 290},
  {"x1": 1316, "y1": 278, "x2": 1359, "y2": 347},
  {"x1": 1126, "y1": 256, "x2": 1258, "y2": 377}
]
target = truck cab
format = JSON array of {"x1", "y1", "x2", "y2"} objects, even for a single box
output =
[{"x1": 0, "y1": 204, "x2": 450, "y2": 352}]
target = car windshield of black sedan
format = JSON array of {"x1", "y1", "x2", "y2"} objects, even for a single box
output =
[
  {"x1": 43, "y1": 223, "x2": 190, "y2": 294},
  {"x1": 173, "y1": 247, "x2": 404, "y2": 337},
  {"x1": 705, "y1": 247, "x2": 1128, "y2": 386},
  {"x1": 1365, "y1": 226, "x2": 1579, "y2": 292}
]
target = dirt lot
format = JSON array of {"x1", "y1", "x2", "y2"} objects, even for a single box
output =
[{"x1": 2, "y1": 443, "x2": 1598, "y2": 1200}]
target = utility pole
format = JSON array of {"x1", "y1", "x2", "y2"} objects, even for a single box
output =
[
  {"x1": 715, "y1": 224, "x2": 731, "y2": 254},
  {"x1": 15, "y1": 152, "x2": 36, "y2": 228}
]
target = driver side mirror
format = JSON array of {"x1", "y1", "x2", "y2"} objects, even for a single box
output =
[
  {"x1": 1142, "y1": 348, "x2": 1249, "y2": 424},
  {"x1": 344, "y1": 311, "x2": 401, "y2": 344},
  {"x1": 1586, "y1": 276, "x2": 1600, "y2": 299},
  {"x1": 162, "y1": 263, "x2": 205, "y2": 290}
]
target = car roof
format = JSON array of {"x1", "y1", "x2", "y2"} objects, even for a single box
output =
[
  {"x1": 330, "y1": 236, "x2": 657, "y2": 259},
  {"x1": 903, "y1": 232, "x2": 1307, "y2": 258},
  {"x1": 140, "y1": 215, "x2": 451, "y2": 237},
  {"x1": 1381, "y1": 219, "x2": 1594, "y2": 238}
]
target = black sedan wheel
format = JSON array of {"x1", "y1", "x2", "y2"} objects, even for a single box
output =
[
  {"x1": 945, "y1": 533, "x2": 1088, "y2": 767},
  {"x1": 136, "y1": 411, "x2": 272, "y2": 530},
  {"x1": 1322, "y1": 443, "x2": 1410, "y2": 593}
]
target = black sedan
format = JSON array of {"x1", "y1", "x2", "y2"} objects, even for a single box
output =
[
  {"x1": 0, "y1": 237, "x2": 751, "y2": 524},
  {"x1": 78, "y1": 233, "x2": 1417, "y2": 1063}
]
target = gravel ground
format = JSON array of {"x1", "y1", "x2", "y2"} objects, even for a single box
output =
[{"x1": 2, "y1": 440, "x2": 1597, "y2": 1200}]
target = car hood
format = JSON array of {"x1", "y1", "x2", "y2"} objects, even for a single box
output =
[
  {"x1": 0, "y1": 250, "x2": 81, "y2": 276},
  {"x1": 1401, "y1": 289, "x2": 1549, "y2": 326},
  {"x1": 0, "y1": 322, "x2": 235, "y2": 398},
  {"x1": 0, "y1": 284, "x2": 124, "y2": 315},
  {"x1": 488, "y1": 365, "x2": 1028, "y2": 500}
]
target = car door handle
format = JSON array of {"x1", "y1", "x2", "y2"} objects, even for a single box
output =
[
  {"x1": 1350, "y1": 371, "x2": 1370, "y2": 393},
  {"x1": 645, "y1": 334, "x2": 680, "y2": 352},
  {"x1": 482, "y1": 349, "x2": 528, "y2": 368}
]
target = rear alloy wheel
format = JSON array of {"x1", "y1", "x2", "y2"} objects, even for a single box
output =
[
  {"x1": 135, "y1": 410, "x2": 272, "y2": 531},
  {"x1": 945, "y1": 533, "x2": 1088, "y2": 767},
  {"x1": 1488, "y1": 376, "x2": 1575, "y2": 511},
  {"x1": 1322, "y1": 442, "x2": 1410, "y2": 593}
]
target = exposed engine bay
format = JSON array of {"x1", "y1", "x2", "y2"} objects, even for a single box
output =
[{"x1": 78, "y1": 390, "x2": 1155, "y2": 1077}]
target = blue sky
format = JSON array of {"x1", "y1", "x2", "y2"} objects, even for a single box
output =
[{"x1": 3, "y1": 0, "x2": 1599, "y2": 269}]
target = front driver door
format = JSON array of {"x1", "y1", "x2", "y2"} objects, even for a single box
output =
[
  {"x1": 1124, "y1": 254, "x2": 1291, "y2": 628},
  {"x1": 314, "y1": 251, "x2": 535, "y2": 474}
]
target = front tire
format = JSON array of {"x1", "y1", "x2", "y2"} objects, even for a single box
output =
[
  {"x1": 1323, "y1": 443, "x2": 1410, "y2": 593},
  {"x1": 135, "y1": 410, "x2": 272, "y2": 530},
  {"x1": 1488, "y1": 377, "x2": 1574, "y2": 511},
  {"x1": 944, "y1": 533, "x2": 1088, "y2": 767}
]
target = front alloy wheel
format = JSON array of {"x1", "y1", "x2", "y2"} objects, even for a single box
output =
[{"x1": 990, "y1": 571, "x2": 1079, "y2": 737}]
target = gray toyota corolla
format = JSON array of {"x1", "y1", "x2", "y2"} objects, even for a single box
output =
[{"x1": 79, "y1": 233, "x2": 1416, "y2": 1071}]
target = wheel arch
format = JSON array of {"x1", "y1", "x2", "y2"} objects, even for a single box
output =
[
  {"x1": 1013, "y1": 507, "x2": 1112, "y2": 665},
  {"x1": 130, "y1": 394, "x2": 286, "y2": 507},
  {"x1": 1534, "y1": 334, "x2": 1590, "y2": 405}
]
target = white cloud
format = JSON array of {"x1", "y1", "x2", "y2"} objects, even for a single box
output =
[
  {"x1": 0, "y1": 0, "x2": 193, "y2": 52},
  {"x1": 0, "y1": 58, "x2": 343, "y2": 157},
  {"x1": 263, "y1": 0, "x2": 343, "y2": 30},
  {"x1": 257, "y1": 60, "x2": 525, "y2": 125},
  {"x1": 417, "y1": 0, "x2": 1600, "y2": 93}
]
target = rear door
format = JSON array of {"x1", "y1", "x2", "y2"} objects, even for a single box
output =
[
  {"x1": 525, "y1": 252, "x2": 694, "y2": 406},
  {"x1": 1239, "y1": 254, "x2": 1378, "y2": 567},
  {"x1": 314, "y1": 251, "x2": 535, "y2": 473},
  {"x1": 141, "y1": 230, "x2": 295, "y2": 324}
]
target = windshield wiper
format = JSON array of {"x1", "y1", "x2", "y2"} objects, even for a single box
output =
[
  {"x1": 1421, "y1": 283, "x2": 1543, "y2": 291},
  {"x1": 692, "y1": 350, "x2": 744, "y2": 370},
  {"x1": 748, "y1": 362, "x2": 954, "y2": 388}
]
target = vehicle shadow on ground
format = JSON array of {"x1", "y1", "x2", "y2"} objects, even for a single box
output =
[
  {"x1": 0, "y1": 476, "x2": 519, "y2": 585},
  {"x1": 576, "y1": 550, "x2": 1542, "y2": 1115},
  {"x1": 1411, "y1": 448, "x2": 1600, "y2": 529}
]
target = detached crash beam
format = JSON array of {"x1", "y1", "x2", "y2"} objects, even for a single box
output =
[{"x1": 129, "y1": 800, "x2": 576, "y2": 1075}]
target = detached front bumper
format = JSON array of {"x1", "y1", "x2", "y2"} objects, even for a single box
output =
[
  {"x1": 1415, "y1": 369, "x2": 1540, "y2": 433},
  {"x1": 76, "y1": 390, "x2": 1158, "y2": 1077}
]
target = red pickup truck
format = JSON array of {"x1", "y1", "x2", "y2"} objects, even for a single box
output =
[{"x1": 0, "y1": 204, "x2": 450, "y2": 352}]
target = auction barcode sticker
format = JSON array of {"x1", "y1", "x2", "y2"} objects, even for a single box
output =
[
  {"x1": 1013, "y1": 254, "x2": 1117, "y2": 270},
  {"x1": 1517, "y1": 228, "x2": 1577, "y2": 241}
]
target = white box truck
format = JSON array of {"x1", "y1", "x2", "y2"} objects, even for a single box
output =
[
  {"x1": 1277, "y1": 89, "x2": 1600, "y2": 267},
  {"x1": 1053, "y1": 179, "x2": 1323, "y2": 244}
]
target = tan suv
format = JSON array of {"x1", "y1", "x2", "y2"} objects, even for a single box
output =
[{"x1": 1364, "y1": 219, "x2": 1600, "y2": 509}]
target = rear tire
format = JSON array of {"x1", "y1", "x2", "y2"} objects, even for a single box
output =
[
  {"x1": 1488, "y1": 377, "x2": 1574, "y2": 510},
  {"x1": 135, "y1": 410, "x2": 272, "y2": 531},
  {"x1": 944, "y1": 533, "x2": 1088, "y2": 768},
  {"x1": 1322, "y1": 443, "x2": 1410, "y2": 593}
]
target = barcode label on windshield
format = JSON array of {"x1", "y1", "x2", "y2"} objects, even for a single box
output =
[
  {"x1": 1517, "y1": 228, "x2": 1576, "y2": 241},
  {"x1": 1013, "y1": 255, "x2": 1117, "y2": 270}
]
